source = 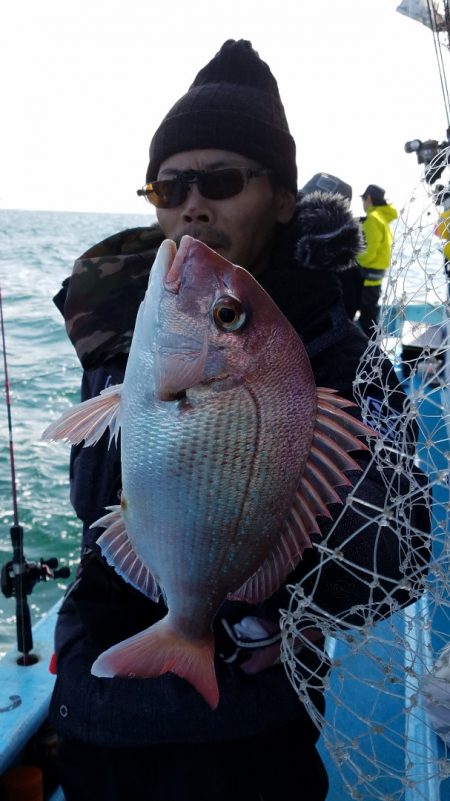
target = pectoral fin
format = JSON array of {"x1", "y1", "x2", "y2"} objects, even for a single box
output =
[{"x1": 42, "y1": 384, "x2": 123, "y2": 447}]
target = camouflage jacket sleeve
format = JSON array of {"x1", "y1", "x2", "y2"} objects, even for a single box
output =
[{"x1": 53, "y1": 225, "x2": 164, "y2": 369}]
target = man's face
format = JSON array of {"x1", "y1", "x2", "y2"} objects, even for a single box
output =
[{"x1": 155, "y1": 149, "x2": 296, "y2": 276}]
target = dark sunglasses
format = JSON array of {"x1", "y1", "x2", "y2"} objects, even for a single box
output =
[{"x1": 136, "y1": 167, "x2": 272, "y2": 209}]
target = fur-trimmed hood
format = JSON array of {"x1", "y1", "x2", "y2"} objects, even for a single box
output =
[
  {"x1": 277, "y1": 191, "x2": 364, "y2": 273},
  {"x1": 54, "y1": 191, "x2": 363, "y2": 369}
]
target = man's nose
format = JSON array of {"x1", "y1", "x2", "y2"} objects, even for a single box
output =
[{"x1": 181, "y1": 184, "x2": 213, "y2": 223}]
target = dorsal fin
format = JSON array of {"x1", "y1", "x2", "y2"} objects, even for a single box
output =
[{"x1": 227, "y1": 388, "x2": 376, "y2": 604}]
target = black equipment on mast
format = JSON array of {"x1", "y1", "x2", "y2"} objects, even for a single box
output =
[{"x1": 400, "y1": 1, "x2": 450, "y2": 186}]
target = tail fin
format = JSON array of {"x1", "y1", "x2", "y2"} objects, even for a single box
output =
[{"x1": 91, "y1": 618, "x2": 219, "y2": 710}]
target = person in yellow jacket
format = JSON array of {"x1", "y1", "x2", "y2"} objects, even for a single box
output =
[
  {"x1": 356, "y1": 184, "x2": 398, "y2": 336},
  {"x1": 434, "y1": 202, "x2": 450, "y2": 266}
]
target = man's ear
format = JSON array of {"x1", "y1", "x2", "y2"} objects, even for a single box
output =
[{"x1": 275, "y1": 188, "x2": 297, "y2": 224}]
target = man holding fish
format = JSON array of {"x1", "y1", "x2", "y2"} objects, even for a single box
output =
[{"x1": 47, "y1": 39, "x2": 430, "y2": 801}]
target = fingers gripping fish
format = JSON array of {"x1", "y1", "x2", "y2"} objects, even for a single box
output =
[{"x1": 42, "y1": 236, "x2": 375, "y2": 710}]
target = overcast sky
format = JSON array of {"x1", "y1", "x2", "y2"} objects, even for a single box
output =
[{"x1": 1, "y1": 0, "x2": 449, "y2": 216}]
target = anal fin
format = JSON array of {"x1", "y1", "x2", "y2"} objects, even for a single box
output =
[{"x1": 92, "y1": 504, "x2": 160, "y2": 602}]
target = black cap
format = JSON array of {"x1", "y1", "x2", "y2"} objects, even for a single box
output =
[
  {"x1": 302, "y1": 173, "x2": 352, "y2": 201},
  {"x1": 361, "y1": 184, "x2": 387, "y2": 205},
  {"x1": 146, "y1": 40, "x2": 297, "y2": 195}
]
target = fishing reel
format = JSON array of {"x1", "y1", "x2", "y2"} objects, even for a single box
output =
[
  {"x1": 1, "y1": 554, "x2": 70, "y2": 600},
  {"x1": 0, "y1": 524, "x2": 70, "y2": 659}
]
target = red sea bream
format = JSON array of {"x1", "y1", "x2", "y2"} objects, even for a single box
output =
[{"x1": 43, "y1": 235, "x2": 374, "y2": 709}]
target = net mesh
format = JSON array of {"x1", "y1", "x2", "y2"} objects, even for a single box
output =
[{"x1": 282, "y1": 151, "x2": 450, "y2": 800}]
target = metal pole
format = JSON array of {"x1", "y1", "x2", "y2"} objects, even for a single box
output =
[{"x1": 0, "y1": 287, "x2": 33, "y2": 659}]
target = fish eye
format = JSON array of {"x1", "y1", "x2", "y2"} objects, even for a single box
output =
[{"x1": 212, "y1": 295, "x2": 247, "y2": 332}]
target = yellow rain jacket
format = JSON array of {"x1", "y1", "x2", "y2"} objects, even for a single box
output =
[
  {"x1": 435, "y1": 209, "x2": 450, "y2": 260},
  {"x1": 357, "y1": 204, "x2": 398, "y2": 286}
]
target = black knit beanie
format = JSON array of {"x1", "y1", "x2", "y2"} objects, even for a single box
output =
[{"x1": 146, "y1": 40, "x2": 297, "y2": 195}]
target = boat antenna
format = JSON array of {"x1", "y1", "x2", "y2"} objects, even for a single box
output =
[
  {"x1": 427, "y1": 0, "x2": 450, "y2": 125},
  {"x1": 0, "y1": 286, "x2": 34, "y2": 663},
  {"x1": 0, "y1": 287, "x2": 70, "y2": 665}
]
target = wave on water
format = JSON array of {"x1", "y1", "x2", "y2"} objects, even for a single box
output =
[{"x1": 0, "y1": 208, "x2": 152, "y2": 653}]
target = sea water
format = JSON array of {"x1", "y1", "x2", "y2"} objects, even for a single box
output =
[{"x1": 0, "y1": 208, "x2": 152, "y2": 655}]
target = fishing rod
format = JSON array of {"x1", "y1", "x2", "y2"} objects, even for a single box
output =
[{"x1": 0, "y1": 286, "x2": 70, "y2": 665}]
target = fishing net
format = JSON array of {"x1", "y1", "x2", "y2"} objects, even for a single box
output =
[{"x1": 282, "y1": 151, "x2": 450, "y2": 799}]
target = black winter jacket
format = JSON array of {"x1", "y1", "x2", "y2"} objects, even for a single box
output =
[{"x1": 49, "y1": 193, "x2": 430, "y2": 747}]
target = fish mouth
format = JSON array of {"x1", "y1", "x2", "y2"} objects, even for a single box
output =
[
  {"x1": 154, "y1": 236, "x2": 233, "y2": 402},
  {"x1": 165, "y1": 235, "x2": 231, "y2": 292},
  {"x1": 150, "y1": 238, "x2": 207, "y2": 401}
]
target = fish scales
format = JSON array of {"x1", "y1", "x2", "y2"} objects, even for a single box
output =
[
  {"x1": 42, "y1": 235, "x2": 374, "y2": 709},
  {"x1": 123, "y1": 379, "x2": 299, "y2": 595}
]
